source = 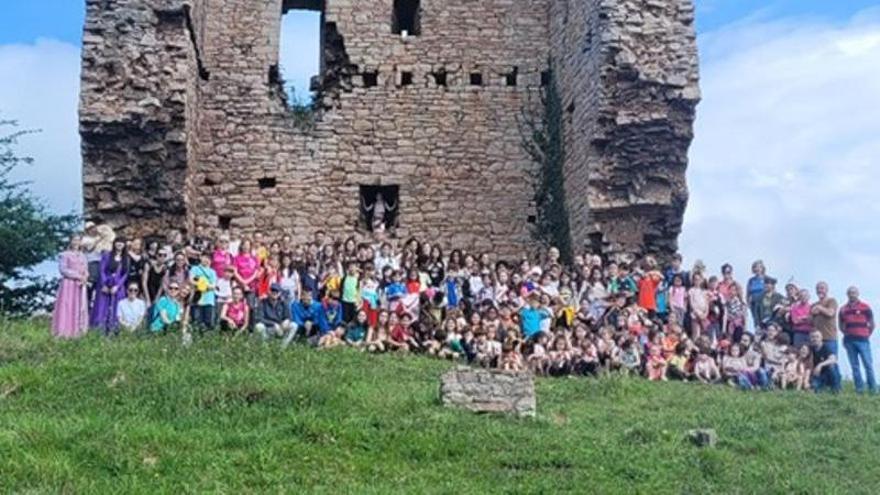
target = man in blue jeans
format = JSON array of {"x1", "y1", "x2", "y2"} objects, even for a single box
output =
[
  {"x1": 810, "y1": 330, "x2": 841, "y2": 393},
  {"x1": 838, "y1": 286, "x2": 876, "y2": 394}
]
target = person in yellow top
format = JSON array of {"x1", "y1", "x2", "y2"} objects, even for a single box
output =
[{"x1": 322, "y1": 264, "x2": 342, "y2": 299}]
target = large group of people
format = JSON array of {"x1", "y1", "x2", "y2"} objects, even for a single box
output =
[{"x1": 51, "y1": 222, "x2": 877, "y2": 394}]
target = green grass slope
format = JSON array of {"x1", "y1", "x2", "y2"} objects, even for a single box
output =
[{"x1": 1, "y1": 321, "x2": 879, "y2": 494}]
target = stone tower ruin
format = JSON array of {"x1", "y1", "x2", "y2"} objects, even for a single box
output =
[{"x1": 80, "y1": 0, "x2": 699, "y2": 259}]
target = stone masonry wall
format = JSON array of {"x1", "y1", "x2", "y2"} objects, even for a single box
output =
[
  {"x1": 80, "y1": 0, "x2": 201, "y2": 235},
  {"x1": 551, "y1": 0, "x2": 700, "y2": 259},
  {"x1": 80, "y1": 0, "x2": 699, "y2": 260},
  {"x1": 189, "y1": 0, "x2": 549, "y2": 258}
]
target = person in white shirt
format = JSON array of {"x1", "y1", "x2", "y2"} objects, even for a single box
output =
[{"x1": 117, "y1": 282, "x2": 147, "y2": 332}]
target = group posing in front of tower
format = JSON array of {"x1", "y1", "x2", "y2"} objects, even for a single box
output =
[{"x1": 51, "y1": 223, "x2": 877, "y2": 394}]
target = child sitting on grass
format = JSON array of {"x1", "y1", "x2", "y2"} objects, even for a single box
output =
[
  {"x1": 344, "y1": 310, "x2": 369, "y2": 349},
  {"x1": 500, "y1": 339, "x2": 524, "y2": 372},
  {"x1": 366, "y1": 310, "x2": 390, "y2": 354},
  {"x1": 694, "y1": 351, "x2": 721, "y2": 384},
  {"x1": 646, "y1": 345, "x2": 668, "y2": 381},
  {"x1": 527, "y1": 332, "x2": 550, "y2": 375}
]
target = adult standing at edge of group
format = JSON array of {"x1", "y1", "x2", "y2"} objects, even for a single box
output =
[
  {"x1": 811, "y1": 281, "x2": 839, "y2": 356},
  {"x1": 51, "y1": 235, "x2": 89, "y2": 339},
  {"x1": 838, "y1": 286, "x2": 876, "y2": 394}
]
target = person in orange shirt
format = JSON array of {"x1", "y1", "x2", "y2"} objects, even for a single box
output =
[{"x1": 637, "y1": 258, "x2": 664, "y2": 316}]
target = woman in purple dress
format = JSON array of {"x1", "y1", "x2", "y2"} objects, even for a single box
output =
[
  {"x1": 90, "y1": 238, "x2": 128, "y2": 335},
  {"x1": 51, "y1": 234, "x2": 89, "y2": 338}
]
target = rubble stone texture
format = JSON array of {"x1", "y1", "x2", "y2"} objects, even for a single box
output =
[
  {"x1": 440, "y1": 366, "x2": 536, "y2": 417},
  {"x1": 80, "y1": 0, "x2": 699, "y2": 259}
]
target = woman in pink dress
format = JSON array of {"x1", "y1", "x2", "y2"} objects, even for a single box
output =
[{"x1": 52, "y1": 234, "x2": 89, "y2": 338}]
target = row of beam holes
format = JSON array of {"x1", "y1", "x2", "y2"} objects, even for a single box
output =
[{"x1": 363, "y1": 68, "x2": 551, "y2": 88}]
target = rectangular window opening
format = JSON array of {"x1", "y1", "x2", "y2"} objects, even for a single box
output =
[
  {"x1": 258, "y1": 177, "x2": 278, "y2": 189},
  {"x1": 360, "y1": 185, "x2": 400, "y2": 233},
  {"x1": 541, "y1": 70, "x2": 552, "y2": 87},
  {"x1": 505, "y1": 67, "x2": 518, "y2": 87},
  {"x1": 392, "y1": 0, "x2": 421, "y2": 36},
  {"x1": 218, "y1": 216, "x2": 232, "y2": 230},
  {"x1": 363, "y1": 71, "x2": 378, "y2": 88},
  {"x1": 433, "y1": 70, "x2": 447, "y2": 87},
  {"x1": 279, "y1": 4, "x2": 322, "y2": 107},
  {"x1": 400, "y1": 71, "x2": 413, "y2": 86},
  {"x1": 470, "y1": 72, "x2": 483, "y2": 86}
]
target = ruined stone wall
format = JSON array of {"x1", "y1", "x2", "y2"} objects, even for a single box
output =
[
  {"x1": 80, "y1": 0, "x2": 200, "y2": 235},
  {"x1": 551, "y1": 0, "x2": 700, "y2": 259},
  {"x1": 189, "y1": 0, "x2": 550, "y2": 257},
  {"x1": 81, "y1": 0, "x2": 699, "y2": 259}
]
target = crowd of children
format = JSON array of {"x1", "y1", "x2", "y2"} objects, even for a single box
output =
[{"x1": 50, "y1": 223, "x2": 877, "y2": 394}]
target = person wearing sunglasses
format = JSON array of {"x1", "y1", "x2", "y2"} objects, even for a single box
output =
[
  {"x1": 150, "y1": 283, "x2": 183, "y2": 333},
  {"x1": 118, "y1": 283, "x2": 147, "y2": 332}
]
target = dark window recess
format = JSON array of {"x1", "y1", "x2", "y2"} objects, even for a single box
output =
[
  {"x1": 392, "y1": 0, "x2": 421, "y2": 36},
  {"x1": 400, "y1": 71, "x2": 413, "y2": 86},
  {"x1": 541, "y1": 70, "x2": 552, "y2": 87},
  {"x1": 258, "y1": 177, "x2": 278, "y2": 189},
  {"x1": 363, "y1": 71, "x2": 378, "y2": 87},
  {"x1": 203, "y1": 176, "x2": 219, "y2": 186},
  {"x1": 360, "y1": 185, "x2": 400, "y2": 232},
  {"x1": 567, "y1": 102, "x2": 576, "y2": 114},
  {"x1": 505, "y1": 67, "x2": 518, "y2": 87},
  {"x1": 527, "y1": 215, "x2": 537, "y2": 224},
  {"x1": 470, "y1": 72, "x2": 483, "y2": 86},
  {"x1": 432, "y1": 70, "x2": 447, "y2": 87},
  {"x1": 218, "y1": 216, "x2": 232, "y2": 230}
]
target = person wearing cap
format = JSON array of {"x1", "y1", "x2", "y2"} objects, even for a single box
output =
[
  {"x1": 838, "y1": 286, "x2": 876, "y2": 394},
  {"x1": 255, "y1": 283, "x2": 293, "y2": 343},
  {"x1": 189, "y1": 251, "x2": 218, "y2": 330}
]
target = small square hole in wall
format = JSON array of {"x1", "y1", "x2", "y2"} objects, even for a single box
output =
[
  {"x1": 400, "y1": 71, "x2": 413, "y2": 86},
  {"x1": 470, "y1": 72, "x2": 483, "y2": 86},
  {"x1": 258, "y1": 177, "x2": 277, "y2": 189},
  {"x1": 363, "y1": 71, "x2": 378, "y2": 88},
  {"x1": 527, "y1": 215, "x2": 537, "y2": 224},
  {"x1": 541, "y1": 70, "x2": 551, "y2": 87},
  {"x1": 505, "y1": 67, "x2": 518, "y2": 87},
  {"x1": 433, "y1": 70, "x2": 447, "y2": 87},
  {"x1": 218, "y1": 216, "x2": 232, "y2": 230}
]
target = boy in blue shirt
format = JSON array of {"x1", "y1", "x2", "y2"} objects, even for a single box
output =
[{"x1": 519, "y1": 294, "x2": 551, "y2": 340}]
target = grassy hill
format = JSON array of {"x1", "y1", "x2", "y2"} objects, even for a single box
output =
[{"x1": 1, "y1": 321, "x2": 879, "y2": 494}]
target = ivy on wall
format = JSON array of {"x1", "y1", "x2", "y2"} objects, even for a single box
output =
[{"x1": 519, "y1": 62, "x2": 573, "y2": 264}]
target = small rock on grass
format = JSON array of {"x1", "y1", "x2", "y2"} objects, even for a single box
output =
[{"x1": 688, "y1": 428, "x2": 718, "y2": 448}]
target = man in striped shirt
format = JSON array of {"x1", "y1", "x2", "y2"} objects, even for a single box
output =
[{"x1": 838, "y1": 286, "x2": 876, "y2": 394}]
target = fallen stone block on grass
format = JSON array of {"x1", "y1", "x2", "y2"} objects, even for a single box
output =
[{"x1": 440, "y1": 366, "x2": 535, "y2": 417}]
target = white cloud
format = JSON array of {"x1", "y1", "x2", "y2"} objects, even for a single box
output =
[
  {"x1": 682, "y1": 8, "x2": 880, "y2": 373},
  {"x1": 0, "y1": 38, "x2": 81, "y2": 214}
]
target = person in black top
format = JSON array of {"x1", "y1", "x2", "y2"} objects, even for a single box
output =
[{"x1": 809, "y1": 330, "x2": 840, "y2": 393}]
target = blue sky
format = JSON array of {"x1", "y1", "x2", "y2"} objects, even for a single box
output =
[{"x1": 2, "y1": 1, "x2": 880, "y2": 368}]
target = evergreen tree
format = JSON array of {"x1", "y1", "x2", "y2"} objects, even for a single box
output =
[{"x1": 0, "y1": 120, "x2": 78, "y2": 316}]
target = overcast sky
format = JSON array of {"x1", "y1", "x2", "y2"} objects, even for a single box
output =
[{"x1": 1, "y1": 1, "x2": 878, "y2": 367}]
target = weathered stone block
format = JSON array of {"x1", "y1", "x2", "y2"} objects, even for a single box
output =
[{"x1": 440, "y1": 366, "x2": 536, "y2": 417}]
